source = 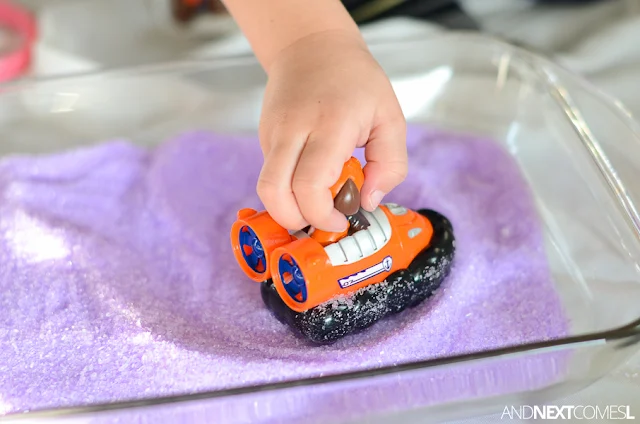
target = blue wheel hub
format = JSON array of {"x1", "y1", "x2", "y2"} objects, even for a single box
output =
[
  {"x1": 239, "y1": 226, "x2": 266, "y2": 274},
  {"x1": 278, "y1": 255, "x2": 307, "y2": 303}
]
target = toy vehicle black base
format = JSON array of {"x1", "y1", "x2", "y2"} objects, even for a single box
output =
[{"x1": 260, "y1": 209, "x2": 455, "y2": 344}]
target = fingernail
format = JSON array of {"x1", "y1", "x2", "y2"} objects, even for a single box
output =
[{"x1": 369, "y1": 190, "x2": 385, "y2": 210}]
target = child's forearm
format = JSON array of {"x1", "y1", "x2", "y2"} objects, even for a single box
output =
[{"x1": 222, "y1": 0, "x2": 361, "y2": 72}]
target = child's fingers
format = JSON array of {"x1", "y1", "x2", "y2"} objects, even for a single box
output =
[
  {"x1": 361, "y1": 116, "x2": 408, "y2": 211},
  {"x1": 256, "y1": 137, "x2": 309, "y2": 230},
  {"x1": 292, "y1": 127, "x2": 355, "y2": 232}
]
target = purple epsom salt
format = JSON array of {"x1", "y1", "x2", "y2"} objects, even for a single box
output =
[{"x1": 0, "y1": 126, "x2": 568, "y2": 422}]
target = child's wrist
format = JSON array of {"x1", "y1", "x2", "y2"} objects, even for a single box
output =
[
  {"x1": 223, "y1": 0, "x2": 362, "y2": 71},
  {"x1": 259, "y1": 17, "x2": 362, "y2": 72},
  {"x1": 266, "y1": 28, "x2": 367, "y2": 74}
]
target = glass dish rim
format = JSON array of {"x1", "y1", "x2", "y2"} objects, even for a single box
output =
[{"x1": 2, "y1": 32, "x2": 640, "y2": 420}]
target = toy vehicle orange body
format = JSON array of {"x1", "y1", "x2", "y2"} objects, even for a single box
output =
[
  {"x1": 233, "y1": 204, "x2": 434, "y2": 312},
  {"x1": 230, "y1": 157, "x2": 455, "y2": 343}
]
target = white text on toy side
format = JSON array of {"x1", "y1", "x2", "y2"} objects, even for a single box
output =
[{"x1": 338, "y1": 256, "x2": 393, "y2": 289}]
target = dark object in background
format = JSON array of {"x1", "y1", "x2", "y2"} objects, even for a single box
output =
[
  {"x1": 534, "y1": 0, "x2": 605, "y2": 3},
  {"x1": 172, "y1": 0, "x2": 226, "y2": 23},
  {"x1": 170, "y1": 0, "x2": 606, "y2": 28},
  {"x1": 347, "y1": 0, "x2": 608, "y2": 24},
  {"x1": 344, "y1": 0, "x2": 478, "y2": 29},
  {"x1": 171, "y1": 0, "x2": 478, "y2": 30}
]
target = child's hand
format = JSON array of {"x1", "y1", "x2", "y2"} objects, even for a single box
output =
[{"x1": 257, "y1": 30, "x2": 407, "y2": 233}]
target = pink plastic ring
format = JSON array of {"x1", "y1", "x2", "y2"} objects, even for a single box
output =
[{"x1": 0, "y1": 1, "x2": 36, "y2": 83}]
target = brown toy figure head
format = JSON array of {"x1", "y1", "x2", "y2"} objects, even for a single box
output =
[{"x1": 334, "y1": 179, "x2": 360, "y2": 216}]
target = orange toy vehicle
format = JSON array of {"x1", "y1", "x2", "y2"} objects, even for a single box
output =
[{"x1": 230, "y1": 157, "x2": 455, "y2": 343}]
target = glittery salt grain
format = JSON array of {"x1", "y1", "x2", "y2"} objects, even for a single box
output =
[{"x1": 0, "y1": 126, "x2": 568, "y2": 422}]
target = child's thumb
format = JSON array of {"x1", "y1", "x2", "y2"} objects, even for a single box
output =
[{"x1": 361, "y1": 122, "x2": 408, "y2": 211}]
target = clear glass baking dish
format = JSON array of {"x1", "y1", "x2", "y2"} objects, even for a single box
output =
[{"x1": 1, "y1": 33, "x2": 640, "y2": 423}]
